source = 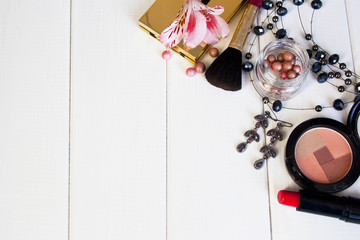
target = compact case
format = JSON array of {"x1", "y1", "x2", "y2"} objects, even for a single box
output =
[
  {"x1": 285, "y1": 99, "x2": 360, "y2": 193},
  {"x1": 138, "y1": 0, "x2": 247, "y2": 63}
]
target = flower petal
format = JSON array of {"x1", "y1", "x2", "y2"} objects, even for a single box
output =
[
  {"x1": 158, "y1": 18, "x2": 184, "y2": 48},
  {"x1": 158, "y1": 3, "x2": 188, "y2": 48},
  {"x1": 191, "y1": 0, "x2": 224, "y2": 16},
  {"x1": 202, "y1": 14, "x2": 230, "y2": 44},
  {"x1": 183, "y1": 10, "x2": 207, "y2": 49}
]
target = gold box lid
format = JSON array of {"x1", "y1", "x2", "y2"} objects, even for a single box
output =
[{"x1": 139, "y1": 0, "x2": 247, "y2": 63}]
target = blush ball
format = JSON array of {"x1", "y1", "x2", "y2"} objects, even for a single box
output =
[
  {"x1": 209, "y1": 47, "x2": 219, "y2": 58},
  {"x1": 162, "y1": 50, "x2": 171, "y2": 60},
  {"x1": 271, "y1": 61, "x2": 282, "y2": 71},
  {"x1": 283, "y1": 51, "x2": 294, "y2": 61},
  {"x1": 267, "y1": 54, "x2": 276, "y2": 63},
  {"x1": 186, "y1": 67, "x2": 196, "y2": 77},
  {"x1": 293, "y1": 65, "x2": 301, "y2": 73},
  {"x1": 286, "y1": 70, "x2": 297, "y2": 79},
  {"x1": 282, "y1": 61, "x2": 293, "y2": 71},
  {"x1": 194, "y1": 62, "x2": 206, "y2": 73}
]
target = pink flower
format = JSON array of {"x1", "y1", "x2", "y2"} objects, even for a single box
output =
[{"x1": 158, "y1": 0, "x2": 230, "y2": 50}]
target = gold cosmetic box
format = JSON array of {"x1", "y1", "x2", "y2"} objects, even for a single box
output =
[{"x1": 139, "y1": 0, "x2": 247, "y2": 63}]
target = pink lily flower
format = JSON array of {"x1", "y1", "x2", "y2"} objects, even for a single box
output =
[{"x1": 158, "y1": 0, "x2": 230, "y2": 50}]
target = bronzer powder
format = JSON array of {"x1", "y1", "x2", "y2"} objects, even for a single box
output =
[
  {"x1": 286, "y1": 103, "x2": 360, "y2": 193},
  {"x1": 294, "y1": 127, "x2": 352, "y2": 184}
]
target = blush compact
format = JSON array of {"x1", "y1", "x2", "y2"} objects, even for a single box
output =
[{"x1": 285, "y1": 99, "x2": 360, "y2": 193}]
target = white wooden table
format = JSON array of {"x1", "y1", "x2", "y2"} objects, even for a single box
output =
[{"x1": 0, "y1": 0, "x2": 359, "y2": 239}]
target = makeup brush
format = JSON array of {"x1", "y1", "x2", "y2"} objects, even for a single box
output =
[{"x1": 205, "y1": 0, "x2": 262, "y2": 91}]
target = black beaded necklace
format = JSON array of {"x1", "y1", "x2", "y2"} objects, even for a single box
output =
[{"x1": 241, "y1": 0, "x2": 359, "y2": 113}]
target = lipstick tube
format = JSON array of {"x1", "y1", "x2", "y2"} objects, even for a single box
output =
[{"x1": 278, "y1": 190, "x2": 360, "y2": 224}]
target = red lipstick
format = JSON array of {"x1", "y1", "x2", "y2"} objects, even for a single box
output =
[{"x1": 278, "y1": 190, "x2": 360, "y2": 224}]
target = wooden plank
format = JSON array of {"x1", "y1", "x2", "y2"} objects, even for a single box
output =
[
  {"x1": 0, "y1": 0, "x2": 70, "y2": 239},
  {"x1": 69, "y1": 0, "x2": 167, "y2": 239},
  {"x1": 166, "y1": 11, "x2": 272, "y2": 239}
]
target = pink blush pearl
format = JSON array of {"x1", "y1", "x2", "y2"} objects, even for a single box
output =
[
  {"x1": 162, "y1": 50, "x2": 171, "y2": 60},
  {"x1": 293, "y1": 65, "x2": 301, "y2": 73},
  {"x1": 283, "y1": 51, "x2": 294, "y2": 61},
  {"x1": 194, "y1": 62, "x2": 206, "y2": 73},
  {"x1": 286, "y1": 70, "x2": 297, "y2": 79},
  {"x1": 271, "y1": 61, "x2": 282, "y2": 71},
  {"x1": 186, "y1": 67, "x2": 196, "y2": 77},
  {"x1": 282, "y1": 61, "x2": 293, "y2": 71},
  {"x1": 267, "y1": 54, "x2": 276, "y2": 63},
  {"x1": 209, "y1": 47, "x2": 219, "y2": 58}
]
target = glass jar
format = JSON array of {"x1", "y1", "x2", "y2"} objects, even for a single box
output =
[{"x1": 253, "y1": 39, "x2": 310, "y2": 101}]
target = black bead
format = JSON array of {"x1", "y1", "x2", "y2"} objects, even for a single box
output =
[
  {"x1": 339, "y1": 63, "x2": 346, "y2": 69},
  {"x1": 254, "y1": 115, "x2": 264, "y2": 121},
  {"x1": 262, "y1": 0, "x2": 274, "y2": 10},
  {"x1": 335, "y1": 72, "x2": 341, "y2": 78},
  {"x1": 253, "y1": 26, "x2": 265, "y2": 35},
  {"x1": 277, "y1": 7, "x2": 288, "y2": 16},
  {"x1": 315, "y1": 105, "x2": 322, "y2": 112},
  {"x1": 254, "y1": 133, "x2": 260, "y2": 142},
  {"x1": 254, "y1": 159, "x2": 265, "y2": 169},
  {"x1": 328, "y1": 72, "x2": 334, "y2": 78},
  {"x1": 272, "y1": 16, "x2": 279, "y2": 22},
  {"x1": 269, "y1": 148, "x2": 277, "y2": 158},
  {"x1": 311, "y1": 62, "x2": 322, "y2": 73},
  {"x1": 272, "y1": 100, "x2": 282, "y2": 112},
  {"x1": 242, "y1": 62, "x2": 254, "y2": 72},
  {"x1": 245, "y1": 130, "x2": 255, "y2": 137},
  {"x1": 314, "y1": 51, "x2": 326, "y2": 60},
  {"x1": 306, "y1": 49, "x2": 312, "y2": 59},
  {"x1": 267, "y1": 129, "x2": 276, "y2": 136},
  {"x1": 345, "y1": 71, "x2": 352, "y2": 77},
  {"x1": 275, "y1": 29, "x2": 286, "y2": 39},
  {"x1": 245, "y1": 52, "x2": 252, "y2": 59},
  {"x1": 338, "y1": 86, "x2": 345, "y2": 92},
  {"x1": 311, "y1": 0, "x2": 323, "y2": 10},
  {"x1": 293, "y1": 0, "x2": 304, "y2": 6},
  {"x1": 317, "y1": 72, "x2": 328, "y2": 83},
  {"x1": 267, "y1": 23, "x2": 274, "y2": 30},
  {"x1": 262, "y1": 97, "x2": 270, "y2": 104},
  {"x1": 276, "y1": 1, "x2": 283, "y2": 7},
  {"x1": 355, "y1": 82, "x2": 360, "y2": 94},
  {"x1": 333, "y1": 99, "x2": 344, "y2": 111},
  {"x1": 261, "y1": 119, "x2": 269, "y2": 128},
  {"x1": 260, "y1": 145, "x2": 269, "y2": 153},
  {"x1": 320, "y1": 59, "x2": 327, "y2": 65},
  {"x1": 312, "y1": 45, "x2": 319, "y2": 51},
  {"x1": 328, "y1": 54, "x2": 339, "y2": 65},
  {"x1": 345, "y1": 79, "x2": 352, "y2": 85},
  {"x1": 305, "y1": 34, "x2": 312, "y2": 40},
  {"x1": 236, "y1": 142, "x2": 247, "y2": 153}
]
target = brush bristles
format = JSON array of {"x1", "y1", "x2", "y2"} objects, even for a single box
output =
[{"x1": 205, "y1": 47, "x2": 242, "y2": 91}]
